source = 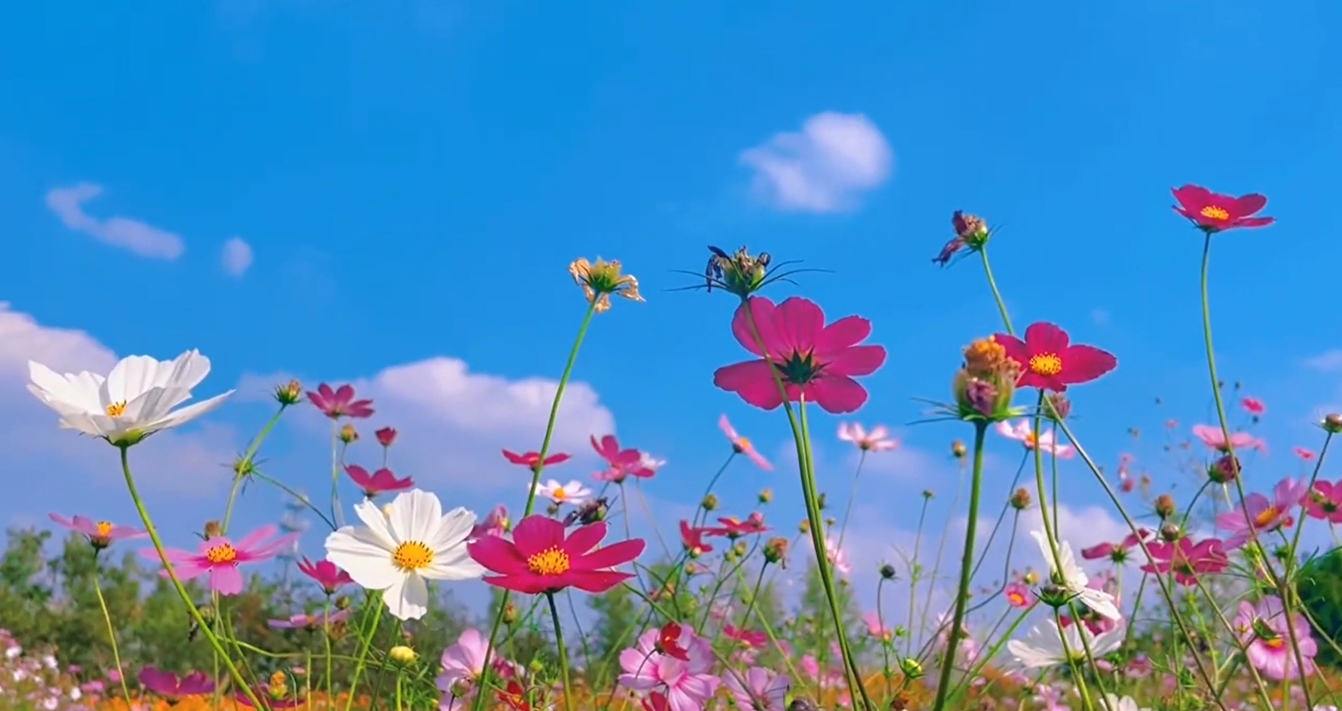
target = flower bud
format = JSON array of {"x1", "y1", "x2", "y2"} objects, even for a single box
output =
[
  {"x1": 704, "y1": 245, "x2": 775, "y2": 298},
  {"x1": 502, "y1": 602, "x2": 518, "y2": 626},
  {"x1": 899, "y1": 656, "x2": 924, "y2": 679},
  {"x1": 923, "y1": 489, "x2": 935, "y2": 500},
  {"x1": 339, "y1": 424, "x2": 359, "y2": 444},
  {"x1": 1009, "y1": 488, "x2": 1032, "y2": 510},
  {"x1": 952, "y1": 210, "x2": 991, "y2": 249},
  {"x1": 274, "y1": 379, "x2": 303, "y2": 406},
  {"x1": 388, "y1": 646, "x2": 417, "y2": 665},
  {"x1": 1037, "y1": 583, "x2": 1072, "y2": 610},
  {"x1": 203, "y1": 521, "x2": 222, "y2": 539},
  {"x1": 701, "y1": 494, "x2": 719, "y2": 512},
  {"x1": 879, "y1": 563, "x2": 897, "y2": 580},
  {"x1": 763, "y1": 537, "x2": 789, "y2": 565},
  {"x1": 375, "y1": 427, "x2": 398, "y2": 448},
  {"x1": 951, "y1": 440, "x2": 967, "y2": 460},
  {"x1": 335, "y1": 596, "x2": 351, "y2": 610},
  {"x1": 1208, "y1": 454, "x2": 1240, "y2": 484},
  {"x1": 798, "y1": 519, "x2": 810, "y2": 534},
  {"x1": 758, "y1": 488, "x2": 773, "y2": 505},
  {"x1": 1045, "y1": 393, "x2": 1071, "y2": 421},
  {"x1": 1155, "y1": 493, "x2": 1177, "y2": 520},
  {"x1": 1159, "y1": 523, "x2": 1182, "y2": 542},
  {"x1": 1326, "y1": 413, "x2": 1342, "y2": 434}
]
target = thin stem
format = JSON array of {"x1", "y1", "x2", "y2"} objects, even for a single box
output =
[
  {"x1": 92, "y1": 563, "x2": 133, "y2": 708},
  {"x1": 836, "y1": 450, "x2": 868, "y2": 551},
  {"x1": 329, "y1": 419, "x2": 344, "y2": 527},
  {"x1": 221, "y1": 403, "x2": 289, "y2": 534},
  {"x1": 343, "y1": 602, "x2": 383, "y2": 711},
  {"x1": 979, "y1": 247, "x2": 1014, "y2": 335},
  {"x1": 324, "y1": 597, "x2": 335, "y2": 711},
  {"x1": 547, "y1": 592, "x2": 576, "y2": 711},
  {"x1": 691, "y1": 452, "x2": 738, "y2": 528},
  {"x1": 117, "y1": 445, "x2": 268, "y2": 710},
  {"x1": 930, "y1": 420, "x2": 987, "y2": 711}
]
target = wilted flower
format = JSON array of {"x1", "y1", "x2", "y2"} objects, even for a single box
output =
[
  {"x1": 952, "y1": 336, "x2": 1022, "y2": 422},
  {"x1": 569, "y1": 257, "x2": 643, "y2": 312}
]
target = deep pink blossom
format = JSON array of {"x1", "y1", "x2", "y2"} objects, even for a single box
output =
[
  {"x1": 141, "y1": 524, "x2": 297, "y2": 595},
  {"x1": 994, "y1": 322, "x2": 1117, "y2": 392},
  {"x1": 49, "y1": 513, "x2": 145, "y2": 550},
  {"x1": 375, "y1": 426, "x2": 398, "y2": 447},
  {"x1": 502, "y1": 449, "x2": 571, "y2": 468},
  {"x1": 1241, "y1": 397, "x2": 1266, "y2": 416},
  {"x1": 468, "y1": 515, "x2": 644, "y2": 594},
  {"x1": 296, "y1": 557, "x2": 353, "y2": 595},
  {"x1": 306, "y1": 383, "x2": 374, "y2": 419},
  {"x1": 719, "y1": 414, "x2": 772, "y2": 470},
  {"x1": 619, "y1": 625, "x2": 721, "y2": 711},
  {"x1": 137, "y1": 667, "x2": 215, "y2": 699},
  {"x1": 1296, "y1": 447, "x2": 1318, "y2": 462},
  {"x1": 1004, "y1": 581, "x2": 1032, "y2": 608},
  {"x1": 1171, "y1": 184, "x2": 1275, "y2": 233},
  {"x1": 344, "y1": 464, "x2": 414, "y2": 497},
  {"x1": 1139, "y1": 537, "x2": 1230, "y2": 585},
  {"x1": 714, "y1": 296, "x2": 886, "y2": 414},
  {"x1": 1216, "y1": 478, "x2": 1308, "y2": 549},
  {"x1": 1192, "y1": 424, "x2": 1265, "y2": 453},
  {"x1": 470, "y1": 505, "x2": 510, "y2": 539},
  {"x1": 1081, "y1": 529, "x2": 1152, "y2": 564},
  {"x1": 591, "y1": 434, "x2": 655, "y2": 481},
  {"x1": 1305, "y1": 480, "x2": 1342, "y2": 523}
]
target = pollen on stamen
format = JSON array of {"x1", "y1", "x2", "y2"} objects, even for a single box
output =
[
  {"x1": 1200, "y1": 206, "x2": 1230, "y2": 221},
  {"x1": 105, "y1": 401, "x2": 128, "y2": 418},
  {"x1": 392, "y1": 541, "x2": 434, "y2": 572},
  {"x1": 205, "y1": 543, "x2": 239, "y2": 565},
  {"x1": 526, "y1": 546, "x2": 572, "y2": 576},
  {"x1": 1028, "y1": 353, "x2": 1064, "y2": 377}
]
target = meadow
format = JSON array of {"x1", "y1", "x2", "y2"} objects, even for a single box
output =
[{"x1": 4, "y1": 184, "x2": 1335, "y2": 711}]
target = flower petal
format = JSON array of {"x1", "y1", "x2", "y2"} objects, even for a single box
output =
[
  {"x1": 512, "y1": 515, "x2": 566, "y2": 559},
  {"x1": 714, "y1": 361, "x2": 785, "y2": 411},
  {"x1": 804, "y1": 375, "x2": 869, "y2": 414},
  {"x1": 389, "y1": 490, "x2": 444, "y2": 545},
  {"x1": 211, "y1": 565, "x2": 245, "y2": 596},
  {"x1": 771, "y1": 298, "x2": 825, "y2": 355},
  {"x1": 1060, "y1": 345, "x2": 1117, "y2": 384},
  {"x1": 823, "y1": 344, "x2": 886, "y2": 377},
  {"x1": 730, "y1": 297, "x2": 780, "y2": 357},
  {"x1": 1024, "y1": 322, "x2": 1070, "y2": 353},
  {"x1": 382, "y1": 573, "x2": 429, "y2": 620},
  {"x1": 1231, "y1": 193, "x2": 1267, "y2": 218},
  {"x1": 467, "y1": 535, "x2": 529, "y2": 576},
  {"x1": 324, "y1": 527, "x2": 398, "y2": 591},
  {"x1": 816, "y1": 315, "x2": 872, "y2": 356},
  {"x1": 573, "y1": 538, "x2": 645, "y2": 571}
]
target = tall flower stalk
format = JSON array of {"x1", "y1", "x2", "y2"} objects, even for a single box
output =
[{"x1": 930, "y1": 420, "x2": 987, "y2": 711}]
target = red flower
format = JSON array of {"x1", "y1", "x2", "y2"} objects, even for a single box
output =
[
  {"x1": 995, "y1": 322, "x2": 1116, "y2": 392},
  {"x1": 344, "y1": 465, "x2": 414, "y2": 497},
  {"x1": 655, "y1": 622, "x2": 690, "y2": 661},
  {"x1": 467, "y1": 515, "x2": 645, "y2": 595},
  {"x1": 1139, "y1": 537, "x2": 1229, "y2": 586},
  {"x1": 590, "y1": 434, "x2": 655, "y2": 481},
  {"x1": 1241, "y1": 397, "x2": 1265, "y2": 417},
  {"x1": 679, "y1": 521, "x2": 715, "y2": 555},
  {"x1": 723, "y1": 623, "x2": 768, "y2": 648},
  {"x1": 375, "y1": 427, "x2": 398, "y2": 447},
  {"x1": 502, "y1": 449, "x2": 572, "y2": 468},
  {"x1": 1171, "y1": 185, "x2": 1274, "y2": 233},
  {"x1": 1295, "y1": 447, "x2": 1317, "y2": 462},
  {"x1": 296, "y1": 557, "x2": 354, "y2": 595},
  {"x1": 715, "y1": 297, "x2": 886, "y2": 414},
  {"x1": 306, "y1": 383, "x2": 375, "y2": 419},
  {"x1": 705, "y1": 512, "x2": 769, "y2": 538}
]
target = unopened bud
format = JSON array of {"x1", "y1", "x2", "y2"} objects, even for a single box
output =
[
  {"x1": 388, "y1": 646, "x2": 417, "y2": 664},
  {"x1": 1159, "y1": 523, "x2": 1182, "y2": 543},
  {"x1": 899, "y1": 657, "x2": 924, "y2": 680},
  {"x1": 1045, "y1": 393, "x2": 1071, "y2": 421},
  {"x1": 1009, "y1": 488, "x2": 1032, "y2": 510},
  {"x1": 798, "y1": 520, "x2": 810, "y2": 534},
  {"x1": 880, "y1": 563, "x2": 897, "y2": 580},
  {"x1": 1324, "y1": 414, "x2": 1342, "y2": 434},
  {"x1": 339, "y1": 424, "x2": 359, "y2": 444},
  {"x1": 203, "y1": 521, "x2": 222, "y2": 539},
  {"x1": 758, "y1": 488, "x2": 773, "y2": 504},
  {"x1": 274, "y1": 379, "x2": 303, "y2": 406},
  {"x1": 1155, "y1": 493, "x2": 1177, "y2": 520},
  {"x1": 335, "y1": 596, "x2": 351, "y2": 610},
  {"x1": 375, "y1": 427, "x2": 398, "y2": 448},
  {"x1": 763, "y1": 537, "x2": 789, "y2": 566},
  {"x1": 701, "y1": 494, "x2": 719, "y2": 512},
  {"x1": 1208, "y1": 454, "x2": 1240, "y2": 484},
  {"x1": 951, "y1": 440, "x2": 967, "y2": 459},
  {"x1": 502, "y1": 602, "x2": 519, "y2": 625}
]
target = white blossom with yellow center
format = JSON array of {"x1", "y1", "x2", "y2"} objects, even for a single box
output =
[
  {"x1": 27, "y1": 350, "x2": 233, "y2": 447},
  {"x1": 532, "y1": 479, "x2": 592, "y2": 506},
  {"x1": 324, "y1": 489, "x2": 484, "y2": 621}
]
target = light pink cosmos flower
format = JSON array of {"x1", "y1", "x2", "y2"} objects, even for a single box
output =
[
  {"x1": 437, "y1": 628, "x2": 488, "y2": 693},
  {"x1": 591, "y1": 434, "x2": 657, "y2": 482},
  {"x1": 718, "y1": 414, "x2": 773, "y2": 470},
  {"x1": 714, "y1": 296, "x2": 886, "y2": 414},
  {"x1": 469, "y1": 505, "x2": 509, "y2": 539},
  {"x1": 1234, "y1": 595, "x2": 1318, "y2": 681},
  {"x1": 1192, "y1": 424, "x2": 1265, "y2": 453},
  {"x1": 1139, "y1": 537, "x2": 1229, "y2": 585},
  {"x1": 618, "y1": 625, "x2": 720, "y2": 711},
  {"x1": 862, "y1": 612, "x2": 894, "y2": 643},
  {"x1": 837, "y1": 422, "x2": 898, "y2": 452},
  {"x1": 49, "y1": 513, "x2": 146, "y2": 550},
  {"x1": 724, "y1": 667, "x2": 788, "y2": 711},
  {"x1": 824, "y1": 538, "x2": 851, "y2": 575},
  {"x1": 141, "y1": 524, "x2": 298, "y2": 595},
  {"x1": 995, "y1": 420, "x2": 1074, "y2": 458},
  {"x1": 1305, "y1": 480, "x2": 1342, "y2": 523},
  {"x1": 1004, "y1": 581, "x2": 1032, "y2": 608},
  {"x1": 1216, "y1": 477, "x2": 1308, "y2": 549},
  {"x1": 306, "y1": 383, "x2": 374, "y2": 419}
]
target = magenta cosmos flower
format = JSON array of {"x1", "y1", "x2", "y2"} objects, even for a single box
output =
[
  {"x1": 268, "y1": 608, "x2": 353, "y2": 630},
  {"x1": 296, "y1": 557, "x2": 354, "y2": 595},
  {"x1": 1306, "y1": 480, "x2": 1342, "y2": 523},
  {"x1": 994, "y1": 322, "x2": 1116, "y2": 392},
  {"x1": 1216, "y1": 477, "x2": 1308, "y2": 549},
  {"x1": 718, "y1": 414, "x2": 772, "y2": 470},
  {"x1": 1139, "y1": 537, "x2": 1229, "y2": 586},
  {"x1": 1171, "y1": 184, "x2": 1275, "y2": 233},
  {"x1": 1234, "y1": 596, "x2": 1317, "y2": 681},
  {"x1": 306, "y1": 383, "x2": 374, "y2": 419},
  {"x1": 138, "y1": 667, "x2": 215, "y2": 699},
  {"x1": 1192, "y1": 424, "x2": 1265, "y2": 453},
  {"x1": 591, "y1": 434, "x2": 656, "y2": 481},
  {"x1": 345, "y1": 464, "x2": 414, "y2": 497},
  {"x1": 49, "y1": 513, "x2": 145, "y2": 550},
  {"x1": 619, "y1": 625, "x2": 721, "y2": 711},
  {"x1": 467, "y1": 515, "x2": 645, "y2": 595},
  {"x1": 714, "y1": 297, "x2": 886, "y2": 414},
  {"x1": 142, "y1": 524, "x2": 298, "y2": 595}
]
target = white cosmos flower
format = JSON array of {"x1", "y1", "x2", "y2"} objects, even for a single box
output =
[
  {"x1": 27, "y1": 350, "x2": 233, "y2": 447},
  {"x1": 324, "y1": 489, "x2": 484, "y2": 621},
  {"x1": 1031, "y1": 530, "x2": 1120, "y2": 620},
  {"x1": 1101, "y1": 694, "x2": 1150, "y2": 711},
  {"x1": 1005, "y1": 619, "x2": 1122, "y2": 672},
  {"x1": 533, "y1": 479, "x2": 592, "y2": 506}
]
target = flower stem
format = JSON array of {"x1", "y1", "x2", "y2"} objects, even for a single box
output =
[
  {"x1": 979, "y1": 247, "x2": 1014, "y2": 336},
  {"x1": 836, "y1": 450, "x2": 868, "y2": 551},
  {"x1": 92, "y1": 563, "x2": 133, "y2": 708},
  {"x1": 343, "y1": 596, "x2": 383, "y2": 711},
  {"x1": 222, "y1": 403, "x2": 289, "y2": 534},
  {"x1": 546, "y1": 592, "x2": 576, "y2": 711},
  {"x1": 117, "y1": 445, "x2": 268, "y2": 711},
  {"x1": 475, "y1": 300, "x2": 598, "y2": 711},
  {"x1": 324, "y1": 597, "x2": 335, "y2": 711},
  {"x1": 690, "y1": 452, "x2": 738, "y2": 528},
  {"x1": 930, "y1": 420, "x2": 987, "y2": 711},
  {"x1": 329, "y1": 419, "x2": 344, "y2": 528}
]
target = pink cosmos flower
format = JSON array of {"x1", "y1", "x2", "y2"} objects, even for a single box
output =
[
  {"x1": 1004, "y1": 581, "x2": 1032, "y2": 608},
  {"x1": 268, "y1": 608, "x2": 352, "y2": 630},
  {"x1": 718, "y1": 414, "x2": 773, "y2": 470},
  {"x1": 1234, "y1": 596, "x2": 1318, "y2": 681},
  {"x1": 137, "y1": 667, "x2": 215, "y2": 699},
  {"x1": 1081, "y1": 529, "x2": 1152, "y2": 563},
  {"x1": 306, "y1": 383, "x2": 374, "y2": 419},
  {"x1": 824, "y1": 538, "x2": 851, "y2": 575},
  {"x1": 862, "y1": 611, "x2": 894, "y2": 643},
  {"x1": 470, "y1": 505, "x2": 509, "y2": 539},
  {"x1": 437, "y1": 629, "x2": 493, "y2": 694},
  {"x1": 1241, "y1": 397, "x2": 1266, "y2": 417},
  {"x1": 1296, "y1": 447, "x2": 1318, "y2": 462},
  {"x1": 618, "y1": 626, "x2": 721, "y2": 711},
  {"x1": 468, "y1": 515, "x2": 645, "y2": 594},
  {"x1": 1305, "y1": 480, "x2": 1342, "y2": 523},
  {"x1": 1139, "y1": 537, "x2": 1230, "y2": 585},
  {"x1": 995, "y1": 420, "x2": 1074, "y2": 458},
  {"x1": 838, "y1": 422, "x2": 898, "y2": 452},
  {"x1": 714, "y1": 296, "x2": 886, "y2": 414},
  {"x1": 680, "y1": 521, "x2": 716, "y2": 556},
  {"x1": 591, "y1": 434, "x2": 656, "y2": 481},
  {"x1": 724, "y1": 667, "x2": 788, "y2": 711},
  {"x1": 1192, "y1": 424, "x2": 1265, "y2": 453},
  {"x1": 1216, "y1": 477, "x2": 1308, "y2": 549},
  {"x1": 296, "y1": 557, "x2": 354, "y2": 595},
  {"x1": 49, "y1": 513, "x2": 145, "y2": 550},
  {"x1": 345, "y1": 464, "x2": 414, "y2": 497},
  {"x1": 141, "y1": 524, "x2": 298, "y2": 595},
  {"x1": 375, "y1": 426, "x2": 398, "y2": 447},
  {"x1": 502, "y1": 449, "x2": 571, "y2": 468},
  {"x1": 723, "y1": 624, "x2": 767, "y2": 649}
]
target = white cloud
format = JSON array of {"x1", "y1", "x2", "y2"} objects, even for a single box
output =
[
  {"x1": 1306, "y1": 349, "x2": 1342, "y2": 371},
  {"x1": 45, "y1": 183, "x2": 185, "y2": 259},
  {"x1": 739, "y1": 112, "x2": 893, "y2": 213},
  {"x1": 221, "y1": 236, "x2": 254, "y2": 277}
]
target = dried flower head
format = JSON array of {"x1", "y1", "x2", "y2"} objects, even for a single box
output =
[
  {"x1": 568, "y1": 257, "x2": 643, "y2": 312},
  {"x1": 951, "y1": 336, "x2": 1022, "y2": 422},
  {"x1": 1009, "y1": 487, "x2": 1032, "y2": 510}
]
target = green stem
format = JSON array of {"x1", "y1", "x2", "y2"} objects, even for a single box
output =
[
  {"x1": 117, "y1": 445, "x2": 269, "y2": 710},
  {"x1": 329, "y1": 419, "x2": 344, "y2": 528},
  {"x1": 324, "y1": 597, "x2": 335, "y2": 711},
  {"x1": 930, "y1": 420, "x2": 987, "y2": 711},
  {"x1": 980, "y1": 247, "x2": 1014, "y2": 335},
  {"x1": 343, "y1": 603, "x2": 384, "y2": 711},
  {"x1": 690, "y1": 452, "x2": 738, "y2": 528},
  {"x1": 221, "y1": 403, "x2": 289, "y2": 534},
  {"x1": 547, "y1": 592, "x2": 575, "y2": 711},
  {"x1": 836, "y1": 450, "x2": 868, "y2": 551},
  {"x1": 92, "y1": 563, "x2": 133, "y2": 708}
]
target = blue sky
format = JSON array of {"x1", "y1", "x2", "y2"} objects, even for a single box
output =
[{"x1": 2, "y1": 0, "x2": 1341, "y2": 616}]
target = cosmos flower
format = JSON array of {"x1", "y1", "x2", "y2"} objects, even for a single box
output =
[
  {"x1": 1004, "y1": 581, "x2": 1033, "y2": 608},
  {"x1": 1305, "y1": 480, "x2": 1342, "y2": 523},
  {"x1": 306, "y1": 383, "x2": 374, "y2": 419},
  {"x1": 1138, "y1": 537, "x2": 1230, "y2": 585},
  {"x1": 1005, "y1": 619, "x2": 1122, "y2": 672},
  {"x1": 345, "y1": 465, "x2": 415, "y2": 498},
  {"x1": 49, "y1": 513, "x2": 145, "y2": 550},
  {"x1": 1216, "y1": 477, "x2": 1308, "y2": 549},
  {"x1": 142, "y1": 524, "x2": 297, "y2": 596},
  {"x1": 838, "y1": 422, "x2": 899, "y2": 452},
  {"x1": 591, "y1": 434, "x2": 656, "y2": 481},
  {"x1": 569, "y1": 257, "x2": 643, "y2": 312},
  {"x1": 1192, "y1": 424, "x2": 1265, "y2": 453},
  {"x1": 137, "y1": 667, "x2": 215, "y2": 699},
  {"x1": 267, "y1": 608, "x2": 352, "y2": 630},
  {"x1": 714, "y1": 296, "x2": 886, "y2": 414},
  {"x1": 1080, "y1": 529, "x2": 1152, "y2": 564},
  {"x1": 995, "y1": 420, "x2": 1074, "y2": 458},
  {"x1": 1234, "y1": 596, "x2": 1317, "y2": 681},
  {"x1": 619, "y1": 625, "x2": 721, "y2": 711},
  {"x1": 501, "y1": 449, "x2": 571, "y2": 468},
  {"x1": 375, "y1": 427, "x2": 398, "y2": 447},
  {"x1": 1171, "y1": 184, "x2": 1274, "y2": 233},
  {"x1": 324, "y1": 489, "x2": 484, "y2": 620},
  {"x1": 994, "y1": 322, "x2": 1117, "y2": 392},
  {"x1": 1031, "y1": 530, "x2": 1120, "y2": 620},
  {"x1": 724, "y1": 667, "x2": 789, "y2": 711},
  {"x1": 1241, "y1": 397, "x2": 1266, "y2": 417},
  {"x1": 532, "y1": 479, "x2": 593, "y2": 506},
  {"x1": 27, "y1": 350, "x2": 233, "y2": 447},
  {"x1": 468, "y1": 515, "x2": 644, "y2": 595},
  {"x1": 296, "y1": 557, "x2": 354, "y2": 595},
  {"x1": 719, "y1": 414, "x2": 773, "y2": 470},
  {"x1": 470, "y1": 505, "x2": 510, "y2": 539}
]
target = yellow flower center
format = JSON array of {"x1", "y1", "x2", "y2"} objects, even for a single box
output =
[
  {"x1": 552, "y1": 488, "x2": 567, "y2": 501},
  {"x1": 1024, "y1": 432, "x2": 1038, "y2": 446},
  {"x1": 1254, "y1": 507, "x2": 1280, "y2": 528},
  {"x1": 737, "y1": 437, "x2": 751, "y2": 449},
  {"x1": 1264, "y1": 637, "x2": 1285, "y2": 650},
  {"x1": 1200, "y1": 205, "x2": 1230, "y2": 221},
  {"x1": 526, "y1": 546, "x2": 572, "y2": 576},
  {"x1": 1028, "y1": 353, "x2": 1063, "y2": 376},
  {"x1": 269, "y1": 671, "x2": 287, "y2": 687},
  {"x1": 105, "y1": 401, "x2": 128, "y2": 417},
  {"x1": 95, "y1": 521, "x2": 114, "y2": 537},
  {"x1": 206, "y1": 543, "x2": 239, "y2": 565},
  {"x1": 392, "y1": 541, "x2": 434, "y2": 572}
]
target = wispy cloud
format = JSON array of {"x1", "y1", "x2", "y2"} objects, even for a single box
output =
[
  {"x1": 221, "y1": 236, "x2": 254, "y2": 277},
  {"x1": 1306, "y1": 349, "x2": 1342, "y2": 371},
  {"x1": 740, "y1": 112, "x2": 893, "y2": 213},
  {"x1": 45, "y1": 183, "x2": 185, "y2": 259}
]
